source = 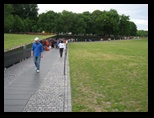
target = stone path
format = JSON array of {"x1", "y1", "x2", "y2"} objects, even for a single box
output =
[{"x1": 4, "y1": 47, "x2": 72, "y2": 112}]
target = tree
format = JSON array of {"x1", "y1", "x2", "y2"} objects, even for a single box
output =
[
  {"x1": 91, "y1": 10, "x2": 103, "y2": 34},
  {"x1": 118, "y1": 14, "x2": 130, "y2": 37},
  {"x1": 61, "y1": 10, "x2": 75, "y2": 33},
  {"x1": 4, "y1": 4, "x2": 14, "y2": 32},
  {"x1": 12, "y1": 15, "x2": 24, "y2": 32},
  {"x1": 72, "y1": 13, "x2": 86, "y2": 34},
  {"x1": 129, "y1": 21, "x2": 137, "y2": 36},
  {"x1": 23, "y1": 18, "x2": 32, "y2": 32},
  {"x1": 11, "y1": 4, "x2": 38, "y2": 20},
  {"x1": 37, "y1": 13, "x2": 47, "y2": 32},
  {"x1": 82, "y1": 11, "x2": 93, "y2": 34},
  {"x1": 94, "y1": 9, "x2": 120, "y2": 37},
  {"x1": 11, "y1": 4, "x2": 39, "y2": 32},
  {"x1": 137, "y1": 30, "x2": 148, "y2": 37}
]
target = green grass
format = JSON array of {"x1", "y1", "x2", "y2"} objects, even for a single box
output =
[
  {"x1": 68, "y1": 39, "x2": 148, "y2": 112},
  {"x1": 4, "y1": 33, "x2": 55, "y2": 51}
]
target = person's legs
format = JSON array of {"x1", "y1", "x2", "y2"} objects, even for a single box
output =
[
  {"x1": 61, "y1": 48, "x2": 63, "y2": 57},
  {"x1": 34, "y1": 57, "x2": 37, "y2": 69},
  {"x1": 36, "y1": 56, "x2": 41, "y2": 70},
  {"x1": 34, "y1": 56, "x2": 41, "y2": 71},
  {"x1": 60, "y1": 48, "x2": 63, "y2": 57},
  {"x1": 59, "y1": 48, "x2": 61, "y2": 57}
]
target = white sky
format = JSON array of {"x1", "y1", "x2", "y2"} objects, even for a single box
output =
[{"x1": 37, "y1": 4, "x2": 148, "y2": 31}]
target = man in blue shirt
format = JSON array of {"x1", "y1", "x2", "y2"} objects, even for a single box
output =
[{"x1": 31, "y1": 37, "x2": 43, "y2": 73}]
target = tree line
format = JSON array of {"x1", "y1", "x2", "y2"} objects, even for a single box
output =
[{"x1": 4, "y1": 4, "x2": 148, "y2": 37}]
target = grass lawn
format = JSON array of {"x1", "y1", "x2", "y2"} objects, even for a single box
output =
[
  {"x1": 68, "y1": 39, "x2": 148, "y2": 112},
  {"x1": 4, "y1": 33, "x2": 55, "y2": 51}
]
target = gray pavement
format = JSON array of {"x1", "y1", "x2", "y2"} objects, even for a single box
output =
[{"x1": 4, "y1": 47, "x2": 72, "y2": 112}]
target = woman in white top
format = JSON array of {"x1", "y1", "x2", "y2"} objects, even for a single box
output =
[{"x1": 58, "y1": 40, "x2": 65, "y2": 57}]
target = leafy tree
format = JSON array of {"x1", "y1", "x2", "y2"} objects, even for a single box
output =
[
  {"x1": 4, "y1": 4, "x2": 14, "y2": 32},
  {"x1": 11, "y1": 4, "x2": 38, "y2": 32},
  {"x1": 12, "y1": 15, "x2": 24, "y2": 32},
  {"x1": 37, "y1": 13, "x2": 49, "y2": 32},
  {"x1": 129, "y1": 21, "x2": 137, "y2": 36},
  {"x1": 118, "y1": 14, "x2": 130, "y2": 37},
  {"x1": 72, "y1": 14, "x2": 86, "y2": 34},
  {"x1": 23, "y1": 18, "x2": 32, "y2": 32},
  {"x1": 11, "y1": 4, "x2": 38, "y2": 20},
  {"x1": 137, "y1": 30, "x2": 148, "y2": 37},
  {"x1": 82, "y1": 11, "x2": 93, "y2": 34}
]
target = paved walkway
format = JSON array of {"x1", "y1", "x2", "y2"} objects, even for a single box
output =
[{"x1": 4, "y1": 47, "x2": 72, "y2": 112}]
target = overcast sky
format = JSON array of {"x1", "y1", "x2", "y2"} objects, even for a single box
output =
[{"x1": 37, "y1": 4, "x2": 148, "y2": 31}]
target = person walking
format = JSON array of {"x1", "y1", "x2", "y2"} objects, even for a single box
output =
[
  {"x1": 58, "y1": 40, "x2": 65, "y2": 57},
  {"x1": 31, "y1": 37, "x2": 44, "y2": 73}
]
